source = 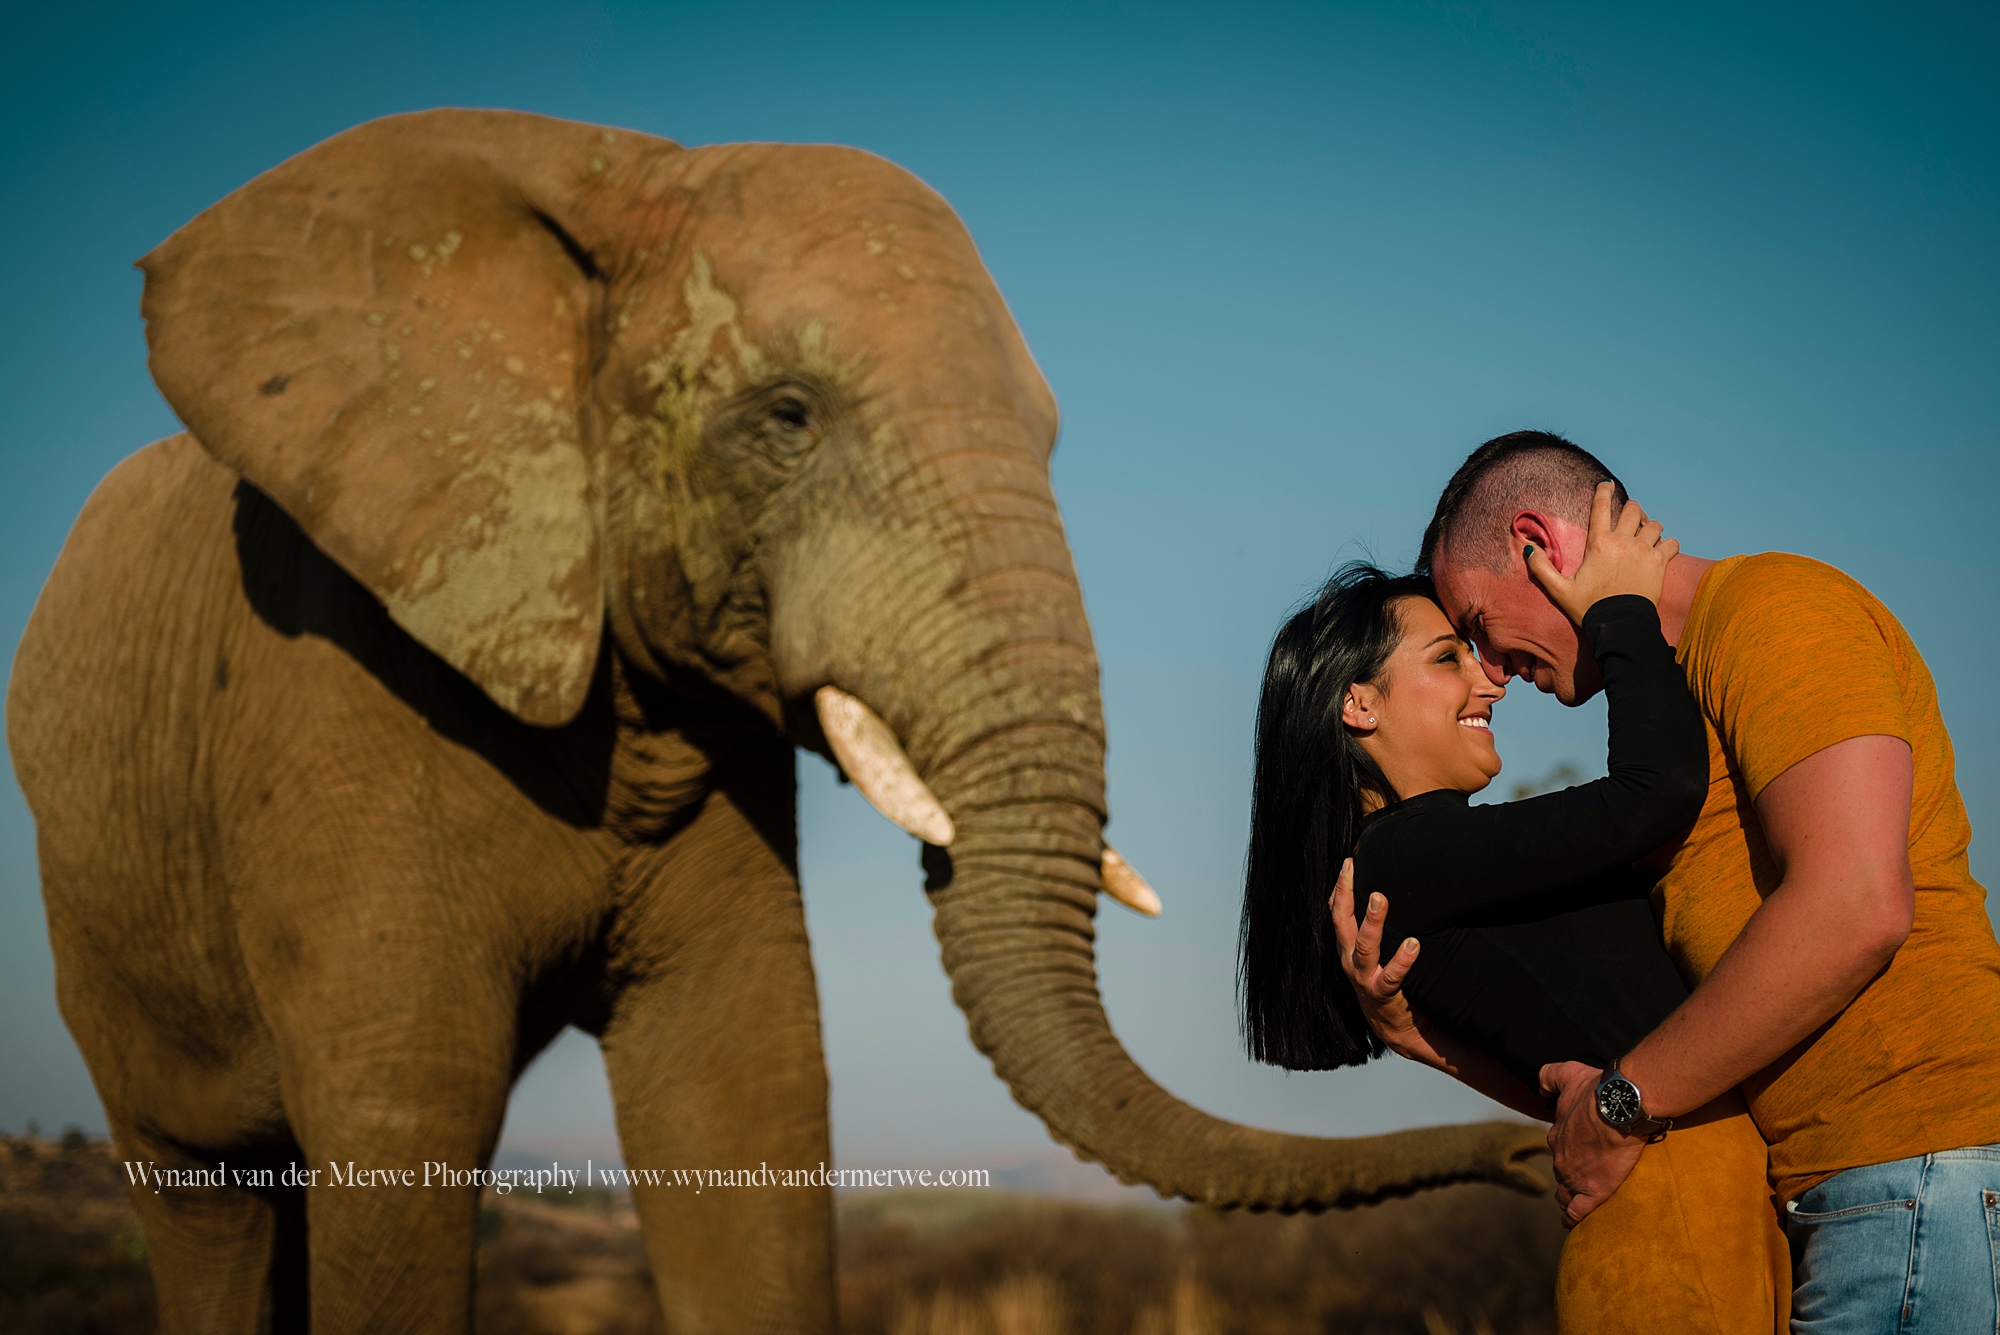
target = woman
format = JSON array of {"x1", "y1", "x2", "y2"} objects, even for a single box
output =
[{"x1": 1239, "y1": 492, "x2": 1786, "y2": 1333}]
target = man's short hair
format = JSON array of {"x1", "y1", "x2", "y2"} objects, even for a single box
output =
[{"x1": 1417, "y1": 430, "x2": 1627, "y2": 577}]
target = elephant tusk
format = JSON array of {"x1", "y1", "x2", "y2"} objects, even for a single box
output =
[
  {"x1": 815, "y1": 685, "x2": 955, "y2": 846},
  {"x1": 1101, "y1": 846, "x2": 1162, "y2": 917}
]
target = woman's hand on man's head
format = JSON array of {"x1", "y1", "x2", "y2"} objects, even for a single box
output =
[{"x1": 1525, "y1": 481, "x2": 1680, "y2": 627}]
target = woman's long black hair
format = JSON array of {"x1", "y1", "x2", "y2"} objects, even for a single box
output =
[{"x1": 1239, "y1": 562, "x2": 1437, "y2": 1070}]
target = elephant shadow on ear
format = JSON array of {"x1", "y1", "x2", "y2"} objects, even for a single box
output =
[
  {"x1": 228, "y1": 479, "x2": 802, "y2": 872},
  {"x1": 229, "y1": 479, "x2": 618, "y2": 829}
]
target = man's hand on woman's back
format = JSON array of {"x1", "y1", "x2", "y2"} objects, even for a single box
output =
[
  {"x1": 1331, "y1": 862, "x2": 1556, "y2": 1123},
  {"x1": 1329, "y1": 859, "x2": 1431, "y2": 1062}
]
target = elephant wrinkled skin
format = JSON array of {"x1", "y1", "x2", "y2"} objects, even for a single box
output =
[{"x1": 6, "y1": 110, "x2": 1545, "y2": 1333}]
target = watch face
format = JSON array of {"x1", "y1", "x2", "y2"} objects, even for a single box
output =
[{"x1": 1597, "y1": 1076, "x2": 1643, "y2": 1127}]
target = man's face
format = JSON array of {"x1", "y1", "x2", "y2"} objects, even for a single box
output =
[{"x1": 1432, "y1": 515, "x2": 1606, "y2": 706}]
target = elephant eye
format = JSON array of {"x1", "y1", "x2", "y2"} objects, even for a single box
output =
[
  {"x1": 768, "y1": 397, "x2": 813, "y2": 435},
  {"x1": 734, "y1": 383, "x2": 826, "y2": 464}
]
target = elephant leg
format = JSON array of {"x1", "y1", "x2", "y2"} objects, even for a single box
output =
[
  {"x1": 289, "y1": 1019, "x2": 511, "y2": 1331},
  {"x1": 600, "y1": 775, "x2": 834, "y2": 1335},
  {"x1": 109, "y1": 1115, "x2": 308, "y2": 1335},
  {"x1": 48, "y1": 902, "x2": 307, "y2": 1334},
  {"x1": 238, "y1": 894, "x2": 516, "y2": 1334},
  {"x1": 293, "y1": 1101, "x2": 502, "y2": 1333}
]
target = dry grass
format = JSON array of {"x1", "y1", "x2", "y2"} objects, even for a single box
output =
[
  {"x1": 0, "y1": 1131, "x2": 155, "y2": 1334},
  {"x1": 1, "y1": 1138, "x2": 1561, "y2": 1334},
  {"x1": 474, "y1": 1194, "x2": 663, "y2": 1335},
  {"x1": 837, "y1": 1188, "x2": 1559, "y2": 1335}
]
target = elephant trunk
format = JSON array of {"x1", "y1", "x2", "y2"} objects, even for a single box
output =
[{"x1": 924, "y1": 698, "x2": 1546, "y2": 1209}]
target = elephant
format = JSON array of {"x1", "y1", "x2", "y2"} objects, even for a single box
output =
[{"x1": 6, "y1": 109, "x2": 1545, "y2": 1332}]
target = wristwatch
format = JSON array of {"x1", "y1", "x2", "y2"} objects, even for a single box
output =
[{"x1": 1595, "y1": 1057, "x2": 1673, "y2": 1141}]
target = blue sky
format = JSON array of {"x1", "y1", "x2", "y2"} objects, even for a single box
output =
[{"x1": 2, "y1": 2, "x2": 1994, "y2": 1166}]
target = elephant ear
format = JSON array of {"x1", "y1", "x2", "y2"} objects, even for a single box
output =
[{"x1": 141, "y1": 109, "x2": 665, "y2": 726}]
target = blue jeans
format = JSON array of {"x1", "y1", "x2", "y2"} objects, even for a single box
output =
[{"x1": 1785, "y1": 1146, "x2": 2000, "y2": 1333}]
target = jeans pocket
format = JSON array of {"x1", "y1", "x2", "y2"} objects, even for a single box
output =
[{"x1": 1787, "y1": 1196, "x2": 1919, "y2": 1330}]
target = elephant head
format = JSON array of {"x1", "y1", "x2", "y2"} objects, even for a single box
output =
[{"x1": 138, "y1": 109, "x2": 1543, "y2": 1209}]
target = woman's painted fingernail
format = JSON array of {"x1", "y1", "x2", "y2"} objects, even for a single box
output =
[{"x1": 1524, "y1": 544, "x2": 1536, "y2": 560}]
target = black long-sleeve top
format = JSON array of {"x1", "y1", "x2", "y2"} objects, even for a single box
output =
[{"x1": 1350, "y1": 595, "x2": 1709, "y2": 1087}]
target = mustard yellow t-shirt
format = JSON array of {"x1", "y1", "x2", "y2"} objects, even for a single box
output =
[{"x1": 1659, "y1": 553, "x2": 2000, "y2": 1202}]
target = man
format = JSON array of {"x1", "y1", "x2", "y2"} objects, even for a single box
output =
[{"x1": 1418, "y1": 431, "x2": 2000, "y2": 1324}]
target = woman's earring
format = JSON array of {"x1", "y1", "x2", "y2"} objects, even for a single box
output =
[{"x1": 1367, "y1": 716, "x2": 1376, "y2": 724}]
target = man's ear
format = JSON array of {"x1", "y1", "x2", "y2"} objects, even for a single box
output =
[{"x1": 1509, "y1": 510, "x2": 1565, "y2": 576}]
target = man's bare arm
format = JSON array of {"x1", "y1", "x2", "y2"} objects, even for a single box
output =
[
  {"x1": 1540, "y1": 733, "x2": 1915, "y2": 1223},
  {"x1": 1622, "y1": 732, "x2": 1915, "y2": 1114}
]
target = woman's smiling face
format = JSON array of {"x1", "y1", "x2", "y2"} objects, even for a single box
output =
[{"x1": 1344, "y1": 595, "x2": 1508, "y2": 802}]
